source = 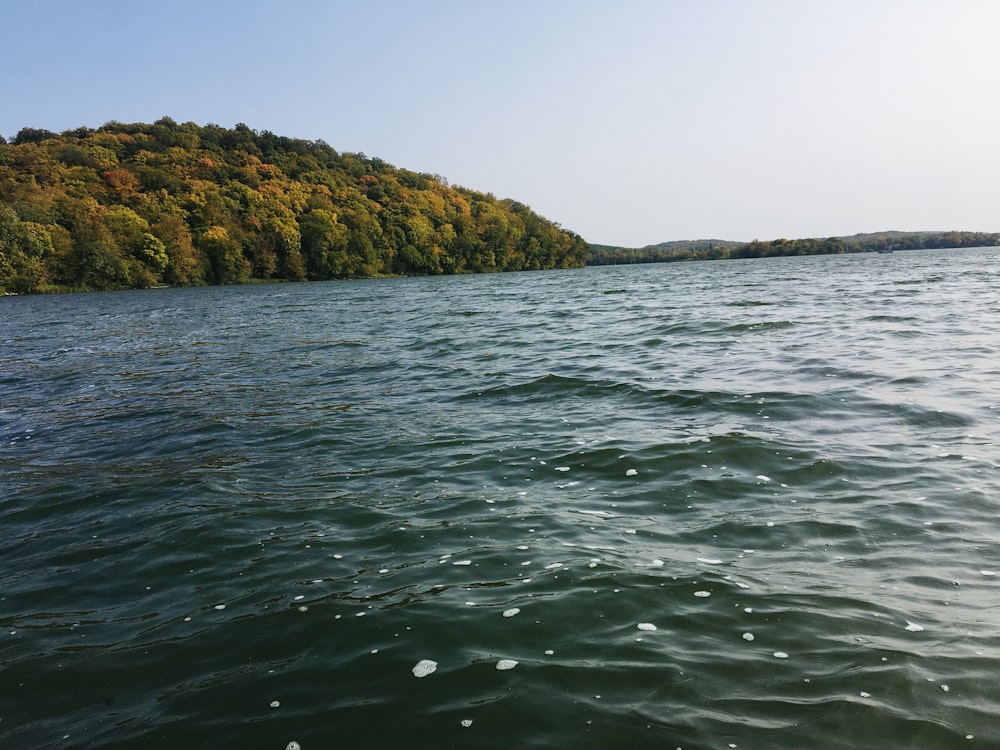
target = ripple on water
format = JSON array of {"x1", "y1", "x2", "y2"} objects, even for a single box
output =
[{"x1": 4, "y1": 253, "x2": 1000, "y2": 749}]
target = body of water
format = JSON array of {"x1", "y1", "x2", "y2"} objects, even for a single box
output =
[{"x1": 3, "y1": 248, "x2": 1000, "y2": 749}]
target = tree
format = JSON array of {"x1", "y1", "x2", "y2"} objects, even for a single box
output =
[
  {"x1": 299, "y1": 208, "x2": 351, "y2": 279},
  {"x1": 153, "y1": 215, "x2": 204, "y2": 285},
  {"x1": 13, "y1": 128, "x2": 58, "y2": 145},
  {"x1": 0, "y1": 206, "x2": 55, "y2": 292},
  {"x1": 73, "y1": 214, "x2": 130, "y2": 289},
  {"x1": 198, "y1": 225, "x2": 250, "y2": 284}
]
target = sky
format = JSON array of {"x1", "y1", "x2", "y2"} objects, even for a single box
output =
[{"x1": 2, "y1": 0, "x2": 998, "y2": 247}]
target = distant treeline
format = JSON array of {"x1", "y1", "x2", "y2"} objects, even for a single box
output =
[
  {"x1": 0, "y1": 119, "x2": 587, "y2": 293},
  {"x1": 588, "y1": 231, "x2": 1000, "y2": 265}
]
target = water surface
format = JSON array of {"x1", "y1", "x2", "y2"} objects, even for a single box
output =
[{"x1": 3, "y1": 248, "x2": 1000, "y2": 748}]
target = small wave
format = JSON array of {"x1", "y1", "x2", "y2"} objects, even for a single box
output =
[
  {"x1": 723, "y1": 320, "x2": 796, "y2": 333},
  {"x1": 453, "y1": 373, "x2": 641, "y2": 402}
]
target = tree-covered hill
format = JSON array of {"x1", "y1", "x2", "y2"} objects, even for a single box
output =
[
  {"x1": 0, "y1": 118, "x2": 588, "y2": 293},
  {"x1": 588, "y1": 239, "x2": 744, "y2": 264},
  {"x1": 588, "y1": 231, "x2": 1000, "y2": 265}
]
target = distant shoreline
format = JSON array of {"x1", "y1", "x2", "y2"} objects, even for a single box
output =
[{"x1": 587, "y1": 231, "x2": 1000, "y2": 265}]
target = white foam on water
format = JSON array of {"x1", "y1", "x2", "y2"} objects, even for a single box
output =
[
  {"x1": 555, "y1": 466, "x2": 570, "y2": 472},
  {"x1": 412, "y1": 659, "x2": 438, "y2": 678},
  {"x1": 697, "y1": 558, "x2": 723, "y2": 565},
  {"x1": 453, "y1": 560, "x2": 472, "y2": 566},
  {"x1": 298, "y1": 606, "x2": 308, "y2": 612},
  {"x1": 625, "y1": 469, "x2": 638, "y2": 476},
  {"x1": 545, "y1": 562, "x2": 563, "y2": 570},
  {"x1": 333, "y1": 554, "x2": 343, "y2": 559},
  {"x1": 496, "y1": 659, "x2": 518, "y2": 670},
  {"x1": 756, "y1": 475, "x2": 771, "y2": 482},
  {"x1": 294, "y1": 595, "x2": 305, "y2": 601},
  {"x1": 625, "y1": 529, "x2": 637, "y2": 535},
  {"x1": 520, "y1": 561, "x2": 531, "y2": 566},
  {"x1": 517, "y1": 545, "x2": 529, "y2": 550},
  {"x1": 773, "y1": 651, "x2": 789, "y2": 659},
  {"x1": 905, "y1": 621, "x2": 925, "y2": 632},
  {"x1": 578, "y1": 510, "x2": 616, "y2": 518},
  {"x1": 503, "y1": 608, "x2": 521, "y2": 618},
  {"x1": 980, "y1": 570, "x2": 996, "y2": 576},
  {"x1": 693, "y1": 591, "x2": 711, "y2": 598},
  {"x1": 637, "y1": 623, "x2": 657, "y2": 631}
]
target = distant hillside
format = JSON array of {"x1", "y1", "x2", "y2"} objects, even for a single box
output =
[
  {"x1": 588, "y1": 231, "x2": 1000, "y2": 265},
  {"x1": 589, "y1": 239, "x2": 744, "y2": 264},
  {"x1": 0, "y1": 119, "x2": 588, "y2": 293}
]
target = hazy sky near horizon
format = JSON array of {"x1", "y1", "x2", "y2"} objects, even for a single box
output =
[{"x1": 2, "y1": 0, "x2": 998, "y2": 247}]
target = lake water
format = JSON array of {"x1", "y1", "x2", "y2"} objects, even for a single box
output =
[{"x1": 3, "y1": 248, "x2": 1000, "y2": 749}]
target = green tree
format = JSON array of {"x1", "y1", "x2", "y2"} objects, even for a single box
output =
[
  {"x1": 153, "y1": 215, "x2": 204, "y2": 285},
  {"x1": 73, "y1": 214, "x2": 130, "y2": 289},
  {"x1": 198, "y1": 225, "x2": 250, "y2": 284}
]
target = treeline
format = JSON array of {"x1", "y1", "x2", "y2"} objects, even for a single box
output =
[
  {"x1": 589, "y1": 239, "x2": 742, "y2": 265},
  {"x1": 589, "y1": 231, "x2": 1000, "y2": 265},
  {"x1": 0, "y1": 118, "x2": 587, "y2": 293},
  {"x1": 735, "y1": 232, "x2": 1000, "y2": 258}
]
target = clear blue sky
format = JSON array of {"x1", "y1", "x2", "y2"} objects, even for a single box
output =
[{"x1": 2, "y1": 0, "x2": 998, "y2": 247}]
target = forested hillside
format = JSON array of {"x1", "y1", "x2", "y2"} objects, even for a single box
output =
[{"x1": 0, "y1": 118, "x2": 588, "y2": 293}]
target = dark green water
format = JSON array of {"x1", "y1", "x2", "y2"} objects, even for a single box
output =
[{"x1": 3, "y1": 248, "x2": 1000, "y2": 749}]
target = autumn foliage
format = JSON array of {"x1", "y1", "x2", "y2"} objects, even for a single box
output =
[{"x1": 0, "y1": 118, "x2": 588, "y2": 293}]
